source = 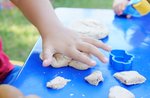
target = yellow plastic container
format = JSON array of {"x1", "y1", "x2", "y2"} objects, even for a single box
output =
[{"x1": 133, "y1": 0, "x2": 150, "y2": 15}]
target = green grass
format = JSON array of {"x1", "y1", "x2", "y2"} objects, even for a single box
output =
[
  {"x1": 0, "y1": 0, "x2": 112, "y2": 62},
  {"x1": 0, "y1": 9, "x2": 39, "y2": 61},
  {"x1": 53, "y1": 0, "x2": 112, "y2": 8}
]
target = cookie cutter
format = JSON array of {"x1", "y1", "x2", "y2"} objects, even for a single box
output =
[
  {"x1": 109, "y1": 49, "x2": 134, "y2": 71},
  {"x1": 123, "y1": 0, "x2": 150, "y2": 17}
]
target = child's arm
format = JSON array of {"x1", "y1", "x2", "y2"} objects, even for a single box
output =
[{"x1": 11, "y1": 0, "x2": 111, "y2": 67}]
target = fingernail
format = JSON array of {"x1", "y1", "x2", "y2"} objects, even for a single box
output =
[
  {"x1": 43, "y1": 60, "x2": 49, "y2": 67},
  {"x1": 107, "y1": 45, "x2": 112, "y2": 51},
  {"x1": 91, "y1": 60, "x2": 96, "y2": 66},
  {"x1": 103, "y1": 57, "x2": 109, "y2": 63}
]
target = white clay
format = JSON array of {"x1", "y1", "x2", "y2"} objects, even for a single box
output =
[
  {"x1": 40, "y1": 53, "x2": 71, "y2": 68},
  {"x1": 108, "y1": 86, "x2": 135, "y2": 98},
  {"x1": 69, "y1": 60, "x2": 91, "y2": 70},
  {"x1": 113, "y1": 71, "x2": 146, "y2": 85},
  {"x1": 40, "y1": 52, "x2": 92, "y2": 70},
  {"x1": 51, "y1": 54, "x2": 71, "y2": 68},
  {"x1": 70, "y1": 19, "x2": 109, "y2": 39},
  {"x1": 69, "y1": 53, "x2": 92, "y2": 70},
  {"x1": 46, "y1": 76, "x2": 71, "y2": 89},
  {"x1": 84, "y1": 71, "x2": 104, "y2": 86}
]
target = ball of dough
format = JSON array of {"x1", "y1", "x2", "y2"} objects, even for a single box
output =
[
  {"x1": 70, "y1": 19, "x2": 109, "y2": 39},
  {"x1": 46, "y1": 76, "x2": 71, "y2": 89},
  {"x1": 40, "y1": 53, "x2": 71, "y2": 68},
  {"x1": 108, "y1": 86, "x2": 135, "y2": 98},
  {"x1": 84, "y1": 71, "x2": 104, "y2": 86},
  {"x1": 113, "y1": 71, "x2": 146, "y2": 85}
]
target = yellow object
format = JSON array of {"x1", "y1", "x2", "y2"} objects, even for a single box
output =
[
  {"x1": 133, "y1": 0, "x2": 150, "y2": 15},
  {"x1": 10, "y1": 60, "x2": 24, "y2": 66}
]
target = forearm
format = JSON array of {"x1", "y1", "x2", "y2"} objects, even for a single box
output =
[{"x1": 11, "y1": 0, "x2": 63, "y2": 39}]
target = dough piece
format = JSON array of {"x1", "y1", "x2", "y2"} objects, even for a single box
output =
[
  {"x1": 46, "y1": 76, "x2": 71, "y2": 89},
  {"x1": 40, "y1": 52, "x2": 92, "y2": 70},
  {"x1": 40, "y1": 53, "x2": 71, "y2": 68},
  {"x1": 69, "y1": 60, "x2": 91, "y2": 70},
  {"x1": 109, "y1": 86, "x2": 135, "y2": 98},
  {"x1": 51, "y1": 54, "x2": 71, "y2": 68},
  {"x1": 113, "y1": 71, "x2": 146, "y2": 85},
  {"x1": 84, "y1": 71, "x2": 104, "y2": 86},
  {"x1": 70, "y1": 19, "x2": 109, "y2": 39},
  {"x1": 69, "y1": 53, "x2": 92, "y2": 70}
]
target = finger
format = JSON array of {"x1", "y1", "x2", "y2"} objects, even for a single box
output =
[
  {"x1": 82, "y1": 37, "x2": 111, "y2": 51},
  {"x1": 118, "y1": 5, "x2": 124, "y2": 15},
  {"x1": 126, "y1": 14, "x2": 132, "y2": 19},
  {"x1": 113, "y1": 5, "x2": 119, "y2": 15},
  {"x1": 42, "y1": 46, "x2": 55, "y2": 67},
  {"x1": 78, "y1": 42, "x2": 108, "y2": 63},
  {"x1": 67, "y1": 48, "x2": 96, "y2": 66}
]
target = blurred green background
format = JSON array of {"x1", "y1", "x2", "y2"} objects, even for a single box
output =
[{"x1": 0, "y1": 0, "x2": 113, "y2": 62}]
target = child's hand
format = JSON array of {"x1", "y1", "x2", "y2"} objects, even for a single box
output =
[
  {"x1": 41, "y1": 26, "x2": 111, "y2": 67},
  {"x1": 11, "y1": 0, "x2": 111, "y2": 67},
  {"x1": 113, "y1": 0, "x2": 129, "y2": 16}
]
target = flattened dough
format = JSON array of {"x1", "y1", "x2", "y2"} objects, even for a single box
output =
[
  {"x1": 69, "y1": 53, "x2": 92, "y2": 70},
  {"x1": 109, "y1": 86, "x2": 135, "y2": 98},
  {"x1": 69, "y1": 60, "x2": 91, "y2": 70},
  {"x1": 46, "y1": 76, "x2": 71, "y2": 89},
  {"x1": 51, "y1": 54, "x2": 71, "y2": 68},
  {"x1": 40, "y1": 53, "x2": 92, "y2": 70},
  {"x1": 114, "y1": 71, "x2": 146, "y2": 85},
  {"x1": 70, "y1": 19, "x2": 109, "y2": 39},
  {"x1": 40, "y1": 53, "x2": 71, "y2": 68},
  {"x1": 84, "y1": 71, "x2": 104, "y2": 86}
]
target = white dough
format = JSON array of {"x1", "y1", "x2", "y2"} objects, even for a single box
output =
[
  {"x1": 51, "y1": 54, "x2": 71, "y2": 68},
  {"x1": 84, "y1": 71, "x2": 104, "y2": 86},
  {"x1": 113, "y1": 71, "x2": 146, "y2": 85},
  {"x1": 109, "y1": 86, "x2": 135, "y2": 98},
  {"x1": 69, "y1": 60, "x2": 91, "y2": 70},
  {"x1": 69, "y1": 53, "x2": 92, "y2": 70},
  {"x1": 46, "y1": 76, "x2": 71, "y2": 89},
  {"x1": 40, "y1": 52, "x2": 92, "y2": 70},
  {"x1": 70, "y1": 19, "x2": 109, "y2": 39},
  {"x1": 40, "y1": 53, "x2": 71, "y2": 68}
]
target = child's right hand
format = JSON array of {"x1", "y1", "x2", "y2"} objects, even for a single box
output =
[
  {"x1": 41, "y1": 26, "x2": 111, "y2": 67},
  {"x1": 10, "y1": 0, "x2": 111, "y2": 67},
  {"x1": 113, "y1": 0, "x2": 130, "y2": 16}
]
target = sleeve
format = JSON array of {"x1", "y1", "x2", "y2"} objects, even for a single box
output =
[{"x1": 0, "y1": 38, "x2": 14, "y2": 83}]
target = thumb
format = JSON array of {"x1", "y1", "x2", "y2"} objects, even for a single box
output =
[{"x1": 42, "y1": 46, "x2": 55, "y2": 67}]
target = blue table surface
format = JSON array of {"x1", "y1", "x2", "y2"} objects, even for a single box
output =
[{"x1": 12, "y1": 8, "x2": 150, "y2": 98}]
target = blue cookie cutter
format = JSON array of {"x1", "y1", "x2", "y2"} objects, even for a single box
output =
[{"x1": 109, "y1": 49, "x2": 134, "y2": 71}]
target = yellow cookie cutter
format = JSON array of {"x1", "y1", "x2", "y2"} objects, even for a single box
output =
[{"x1": 133, "y1": 0, "x2": 150, "y2": 15}]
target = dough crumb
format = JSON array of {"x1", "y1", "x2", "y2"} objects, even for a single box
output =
[
  {"x1": 113, "y1": 71, "x2": 146, "y2": 85},
  {"x1": 84, "y1": 71, "x2": 104, "y2": 86},
  {"x1": 46, "y1": 76, "x2": 71, "y2": 89},
  {"x1": 109, "y1": 86, "x2": 135, "y2": 98}
]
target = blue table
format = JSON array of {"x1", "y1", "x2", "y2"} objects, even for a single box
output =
[{"x1": 12, "y1": 8, "x2": 150, "y2": 98}]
